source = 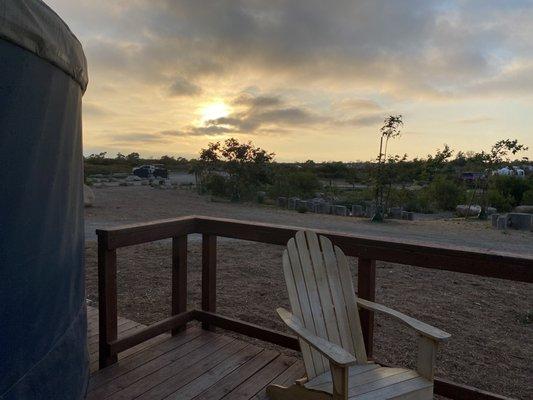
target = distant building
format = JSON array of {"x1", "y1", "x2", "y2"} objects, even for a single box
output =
[{"x1": 493, "y1": 166, "x2": 525, "y2": 178}]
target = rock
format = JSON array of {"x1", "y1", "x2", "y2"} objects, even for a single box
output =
[
  {"x1": 514, "y1": 205, "x2": 533, "y2": 214},
  {"x1": 83, "y1": 184, "x2": 95, "y2": 207},
  {"x1": 126, "y1": 175, "x2": 142, "y2": 182},
  {"x1": 334, "y1": 205, "x2": 347, "y2": 216},
  {"x1": 401, "y1": 211, "x2": 415, "y2": 221},
  {"x1": 288, "y1": 197, "x2": 299, "y2": 210},
  {"x1": 508, "y1": 213, "x2": 533, "y2": 230},
  {"x1": 365, "y1": 205, "x2": 376, "y2": 218},
  {"x1": 92, "y1": 182, "x2": 103, "y2": 188},
  {"x1": 486, "y1": 207, "x2": 497, "y2": 216},
  {"x1": 491, "y1": 214, "x2": 500, "y2": 228},
  {"x1": 456, "y1": 204, "x2": 481, "y2": 217},
  {"x1": 351, "y1": 205, "x2": 363, "y2": 217},
  {"x1": 113, "y1": 172, "x2": 129, "y2": 179},
  {"x1": 496, "y1": 215, "x2": 508, "y2": 230},
  {"x1": 389, "y1": 207, "x2": 403, "y2": 219},
  {"x1": 141, "y1": 180, "x2": 149, "y2": 186}
]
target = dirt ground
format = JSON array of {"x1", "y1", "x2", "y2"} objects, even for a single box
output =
[{"x1": 85, "y1": 187, "x2": 532, "y2": 399}]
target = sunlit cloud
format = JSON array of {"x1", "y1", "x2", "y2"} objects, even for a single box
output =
[{"x1": 47, "y1": 0, "x2": 533, "y2": 161}]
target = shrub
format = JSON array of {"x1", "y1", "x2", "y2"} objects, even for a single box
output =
[
  {"x1": 488, "y1": 189, "x2": 513, "y2": 212},
  {"x1": 489, "y1": 176, "x2": 531, "y2": 207},
  {"x1": 427, "y1": 177, "x2": 466, "y2": 211},
  {"x1": 522, "y1": 190, "x2": 533, "y2": 205},
  {"x1": 401, "y1": 188, "x2": 433, "y2": 213},
  {"x1": 203, "y1": 174, "x2": 229, "y2": 197},
  {"x1": 268, "y1": 170, "x2": 322, "y2": 199}
]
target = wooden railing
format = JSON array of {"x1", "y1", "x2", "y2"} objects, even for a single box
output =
[{"x1": 96, "y1": 215, "x2": 532, "y2": 400}]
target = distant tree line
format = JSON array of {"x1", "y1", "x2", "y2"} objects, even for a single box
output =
[{"x1": 84, "y1": 134, "x2": 532, "y2": 214}]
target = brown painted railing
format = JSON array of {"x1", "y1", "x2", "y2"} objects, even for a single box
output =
[{"x1": 96, "y1": 215, "x2": 532, "y2": 400}]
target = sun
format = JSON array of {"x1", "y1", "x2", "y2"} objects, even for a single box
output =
[{"x1": 200, "y1": 102, "x2": 230, "y2": 124}]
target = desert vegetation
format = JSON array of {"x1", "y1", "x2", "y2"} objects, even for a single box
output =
[{"x1": 85, "y1": 134, "x2": 532, "y2": 215}]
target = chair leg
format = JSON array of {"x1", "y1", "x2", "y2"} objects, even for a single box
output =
[{"x1": 266, "y1": 384, "x2": 330, "y2": 400}]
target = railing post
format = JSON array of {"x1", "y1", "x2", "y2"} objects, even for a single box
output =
[
  {"x1": 201, "y1": 234, "x2": 217, "y2": 330},
  {"x1": 171, "y1": 235, "x2": 188, "y2": 335},
  {"x1": 358, "y1": 257, "x2": 376, "y2": 358},
  {"x1": 98, "y1": 239, "x2": 118, "y2": 369}
]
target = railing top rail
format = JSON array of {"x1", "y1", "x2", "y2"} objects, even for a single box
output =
[{"x1": 96, "y1": 215, "x2": 533, "y2": 282}]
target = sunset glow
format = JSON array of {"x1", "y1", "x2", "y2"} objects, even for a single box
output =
[
  {"x1": 200, "y1": 102, "x2": 231, "y2": 125},
  {"x1": 46, "y1": 0, "x2": 533, "y2": 161}
]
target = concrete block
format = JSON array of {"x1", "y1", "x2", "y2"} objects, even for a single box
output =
[
  {"x1": 497, "y1": 215, "x2": 508, "y2": 230},
  {"x1": 401, "y1": 211, "x2": 415, "y2": 221},
  {"x1": 508, "y1": 213, "x2": 533, "y2": 230},
  {"x1": 491, "y1": 213, "x2": 500, "y2": 228},
  {"x1": 351, "y1": 205, "x2": 363, "y2": 217},
  {"x1": 334, "y1": 205, "x2": 347, "y2": 216},
  {"x1": 389, "y1": 207, "x2": 402, "y2": 219}
]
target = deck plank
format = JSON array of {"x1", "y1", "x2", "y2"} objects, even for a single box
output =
[{"x1": 86, "y1": 305, "x2": 304, "y2": 400}]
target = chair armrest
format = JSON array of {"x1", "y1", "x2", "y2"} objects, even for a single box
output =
[
  {"x1": 277, "y1": 308, "x2": 357, "y2": 366},
  {"x1": 356, "y1": 298, "x2": 451, "y2": 342}
]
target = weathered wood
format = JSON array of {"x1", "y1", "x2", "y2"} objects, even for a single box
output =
[
  {"x1": 96, "y1": 216, "x2": 195, "y2": 249},
  {"x1": 286, "y1": 236, "x2": 325, "y2": 376},
  {"x1": 195, "y1": 310, "x2": 300, "y2": 350},
  {"x1": 330, "y1": 363, "x2": 349, "y2": 400},
  {"x1": 417, "y1": 335, "x2": 438, "y2": 380},
  {"x1": 275, "y1": 230, "x2": 443, "y2": 400},
  {"x1": 171, "y1": 235, "x2": 188, "y2": 335},
  {"x1": 197, "y1": 349, "x2": 281, "y2": 400},
  {"x1": 357, "y1": 298, "x2": 450, "y2": 341},
  {"x1": 108, "y1": 310, "x2": 196, "y2": 355},
  {"x1": 97, "y1": 216, "x2": 532, "y2": 282},
  {"x1": 98, "y1": 241, "x2": 118, "y2": 369},
  {"x1": 194, "y1": 216, "x2": 533, "y2": 282},
  {"x1": 277, "y1": 308, "x2": 357, "y2": 366},
  {"x1": 202, "y1": 234, "x2": 217, "y2": 330},
  {"x1": 357, "y1": 257, "x2": 375, "y2": 358},
  {"x1": 433, "y1": 378, "x2": 516, "y2": 400}
]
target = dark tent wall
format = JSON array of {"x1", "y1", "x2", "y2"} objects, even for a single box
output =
[{"x1": 0, "y1": 1, "x2": 89, "y2": 399}]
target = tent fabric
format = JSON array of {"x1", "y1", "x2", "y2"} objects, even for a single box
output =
[
  {"x1": 0, "y1": 6, "x2": 88, "y2": 400},
  {"x1": 0, "y1": 0, "x2": 88, "y2": 92}
]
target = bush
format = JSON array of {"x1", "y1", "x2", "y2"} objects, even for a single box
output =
[
  {"x1": 401, "y1": 188, "x2": 433, "y2": 213},
  {"x1": 522, "y1": 190, "x2": 533, "y2": 205},
  {"x1": 488, "y1": 189, "x2": 513, "y2": 212},
  {"x1": 427, "y1": 177, "x2": 466, "y2": 211},
  {"x1": 203, "y1": 174, "x2": 229, "y2": 197},
  {"x1": 268, "y1": 170, "x2": 322, "y2": 199},
  {"x1": 489, "y1": 176, "x2": 531, "y2": 207}
]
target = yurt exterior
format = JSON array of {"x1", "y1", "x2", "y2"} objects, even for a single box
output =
[{"x1": 0, "y1": 1, "x2": 89, "y2": 398}]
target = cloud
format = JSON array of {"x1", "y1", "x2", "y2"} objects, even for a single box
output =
[
  {"x1": 455, "y1": 116, "x2": 494, "y2": 125},
  {"x1": 83, "y1": 103, "x2": 114, "y2": 117},
  {"x1": 54, "y1": 0, "x2": 533, "y2": 99},
  {"x1": 109, "y1": 133, "x2": 172, "y2": 143},
  {"x1": 232, "y1": 94, "x2": 282, "y2": 107},
  {"x1": 202, "y1": 93, "x2": 324, "y2": 135},
  {"x1": 168, "y1": 77, "x2": 202, "y2": 97},
  {"x1": 333, "y1": 99, "x2": 383, "y2": 112},
  {"x1": 337, "y1": 114, "x2": 384, "y2": 127}
]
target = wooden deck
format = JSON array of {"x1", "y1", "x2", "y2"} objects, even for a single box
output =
[{"x1": 86, "y1": 306, "x2": 305, "y2": 399}]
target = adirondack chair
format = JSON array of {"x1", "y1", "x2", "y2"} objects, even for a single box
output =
[{"x1": 267, "y1": 230, "x2": 450, "y2": 400}]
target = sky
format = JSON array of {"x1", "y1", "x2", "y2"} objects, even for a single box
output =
[{"x1": 47, "y1": 0, "x2": 533, "y2": 162}]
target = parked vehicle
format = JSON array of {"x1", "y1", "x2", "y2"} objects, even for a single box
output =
[{"x1": 132, "y1": 164, "x2": 168, "y2": 179}]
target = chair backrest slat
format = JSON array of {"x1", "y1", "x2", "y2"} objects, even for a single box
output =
[{"x1": 282, "y1": 230, "x2": 367, "y2": 379}]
